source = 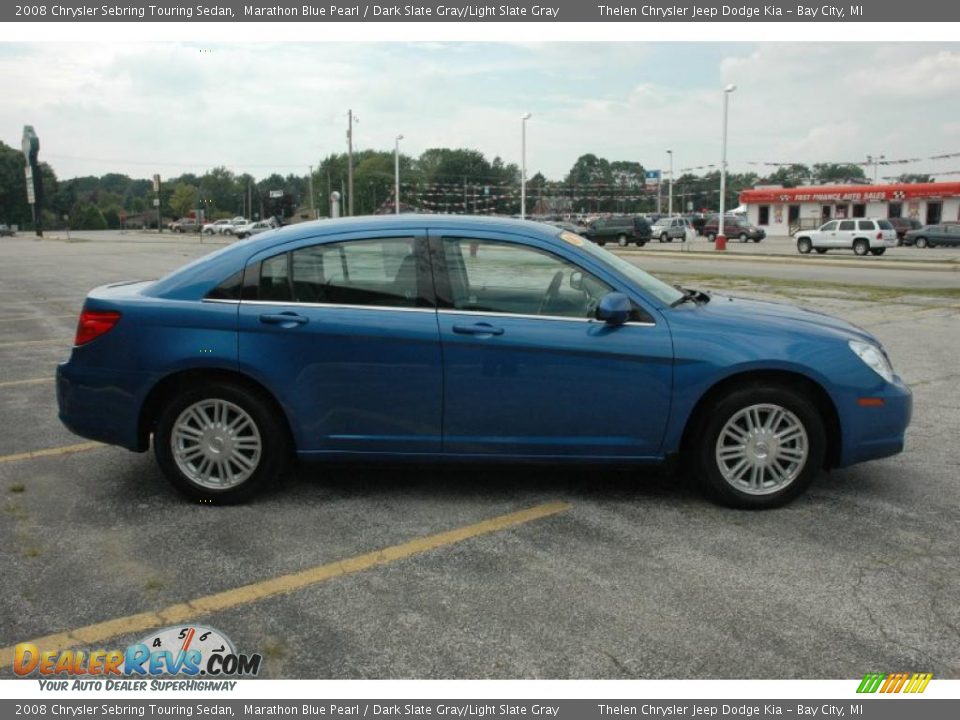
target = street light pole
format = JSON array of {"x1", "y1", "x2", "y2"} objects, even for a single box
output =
[
  {"x1": 667, "y1": 149, "x2": 674, "y2": 216},
  {"x1": 347, "y1": 109, "x2": 358, "y2": 216},
  {"x1": 521, "y1": 113, "x2": 531, "y2": 220},
  {"x1": 308, "y1": 165, "x2": 316, "y2": 219},
  {"x1": 866, "y1": 154, "x2": 885, "y2": 182},
  {"x1": 394, "y1": 134, "x2": 403, "y2": 215},
  {"x1": 717, "y1": 83, "x2": 737, "y2": 251}
]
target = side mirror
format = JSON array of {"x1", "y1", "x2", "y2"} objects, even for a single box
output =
[
  {"x1": 596, "y1": 292, "x2": 631, "y2": 326},
  {"x1": 569, "y1": 271, "x2": 584, "y2": 291}
]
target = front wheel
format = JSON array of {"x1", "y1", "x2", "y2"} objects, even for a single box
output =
[
  {"x1": 706, "y1": 232, "x2": 716, "y2": 242},
  {"x1": 853, "y1": 239, "x2": 869, "y2": 256},
  {"x1": 617, "y1": 234, "x2": 628, "y2": 247},
  {"x1": 915, "y1": 237, "x2": 928, "y2": 249},
  {"x1": 154, "y1": 382, "x2": 291, "y2": 504},
  {"x1": 797, "y1": 237, "x2": 812, "y2": 254},
  {"x1": 696, "y1": 386, "x2": 825, "y2": 509},
  {"x1": 739, "y1": 233, "x2": 748, "y2": 242},
  {"x1": 660, "y1": 232, "x2": 669, "y2": 243}
]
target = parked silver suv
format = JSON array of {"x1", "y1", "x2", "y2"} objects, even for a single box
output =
[
  {"x1": 650, "y1": 216, "x2": 690, "y2": 242},
  {"x1": 794, "y1": 218, "x2": 897, "y2": 256}
]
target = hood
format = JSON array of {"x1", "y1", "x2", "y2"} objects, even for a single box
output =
[{"x1": 686, "y1": 294, "x2": 877, "y2": 343}]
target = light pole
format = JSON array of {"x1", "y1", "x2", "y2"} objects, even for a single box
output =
[
  {"x1": 866, "y1": 154, "x2": 885, "y2": 182},
  {"x1": 521, "y1": 113, "x2": 531, "y2": 220},
  {"x1": 347, "y1": 109, "x2": 358, "y2": 216},
  {"x1": 717, "y1": 83, "x2": 737, "y2": 251},
  {"x1": 394, "y1": 134, "x2": 404, "y2": 215},
  {"x1": 667, "y1": 149, "x2": 674, "y2": 216}
]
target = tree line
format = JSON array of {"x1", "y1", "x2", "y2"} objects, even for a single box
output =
[{"x1": 0, "y1": 140, "x2": 934, "y2": 231}]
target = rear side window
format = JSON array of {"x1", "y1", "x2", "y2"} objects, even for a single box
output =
[
  {"x1": 838, "y1": 221, "x2": 855, "y2": 231},
  {"x1": 858, "y1": 220, "x2": 876, "y2": 231},
  {"x1": 821, "y1": 221, "x2": 838, "y2": 231},
  {"x1": 250, "y1": 237, "x2": 429, "y2": 308}
]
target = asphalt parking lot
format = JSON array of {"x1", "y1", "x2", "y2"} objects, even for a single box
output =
[{"x1": 1, "y1": 234, "x2": 958, "y2": 679}]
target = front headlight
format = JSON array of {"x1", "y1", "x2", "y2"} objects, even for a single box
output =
[{"x1": 849, "y1": 340, "x2": 894, "y2": 383}]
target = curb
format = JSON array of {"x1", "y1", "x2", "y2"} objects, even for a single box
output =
[{"x1": 614, "y1": 248, "x2": 960, "y2": 273}]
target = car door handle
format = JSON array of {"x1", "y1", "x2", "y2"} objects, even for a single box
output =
[
  {"x1": 452, "y1": 322, "x2": 504, "y2": 336},
  {"x1": 259, "y1": 312, "x2": 309, "y2": 326}
]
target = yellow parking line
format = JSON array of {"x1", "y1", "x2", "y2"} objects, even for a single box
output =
[
  {"x1": 0, "y1": 377, "x2": 54, "y2": 389},
  {"x1": 0, "y1": 441, "x2": 103, "y2": 465},
  {"x1": 0, "y1": 500, "x2": 571, "y2": 665}
]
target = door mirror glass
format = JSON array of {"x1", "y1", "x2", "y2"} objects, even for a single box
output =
[
  {"x1": 569, "y1": 271, "x2": 584, "y2": 291},
  {"x1": 596, "y1": 292, "x2": 631, "y2": 326}
]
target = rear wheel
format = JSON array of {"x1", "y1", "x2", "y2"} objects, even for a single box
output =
[
  {"x1": 853, "y1": 239, "x2": 869, "y2": 256},
  {"x1": 696, "y1": 385, "x2": 825, "y2": 509},
  {"x1": 660, "y1": 232, "x2": 669, "y2": 243},
  {"x1": 154, "y1": 382, "x2": 291, "y2": 504},
  {"x1": 797, "y1": 237, "x2": 812, "y2": 254},
  {"x1": 870, "y1": 248, "x2": 886, "y2": 256},
  {"x1": 706, "y1": 232, "x2": 716, "y2": 242},
  {"x1": 617, "y1": 234, "x2": 628, "y2": 247},
  {"x1": 739, "y1": 232, "x2": 748, "y2": 242},
  {"x1": 915, "y1": 237, "x2": 928, "y2": 249}
]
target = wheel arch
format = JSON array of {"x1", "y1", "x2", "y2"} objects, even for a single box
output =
[
  {"x1": 137, "y1": 368, "x2": 296, "y2": 453},
  {"x1": 678, "y1": 369, "x2": 842, "y2": 470}
]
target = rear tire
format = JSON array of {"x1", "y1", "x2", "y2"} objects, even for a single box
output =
[
  {"x1": 660, "y1": 232, "x2": 669, "y2": 243},
  {"x1": 797, "y1": 238, "x2": 812, "y2": 254},
  {"x1": 707, "y1": 232, "x2": 716, "y2": 242},
  {"x1": 853, "y1": 239, "x2": 869, "y2": 256},
  {"x1": 154, "y1": 382, "x2": 291, "y2": 504},
  {"x1": 695, "y1": 385, "x2": 825, "y2": 509},
  {"x1": 915, "y1": 237, "x2": 928, "y2": 249},
  {"x1": 617, "y1": 234, "x2": 628, "y2": 247},
  {"x1": 739, "y1": 233, "x2": 748, "y2": 242}
]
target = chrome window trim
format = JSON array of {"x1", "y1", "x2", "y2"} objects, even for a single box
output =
[
  {"x1": 235, "y1": 299, "x2": 437, "y2": 314},
  {"x1": 438, "y1": 308, "x2": 656, "y2": 327}
]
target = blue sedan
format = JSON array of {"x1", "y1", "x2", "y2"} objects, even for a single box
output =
[{"x1": 57, "y1": 216, "x2": 911, "y2": 508}]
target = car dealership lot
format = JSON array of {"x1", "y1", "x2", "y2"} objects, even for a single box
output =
[{"x1": 0, "y1": 234, "x2": 958, "y2": 679}]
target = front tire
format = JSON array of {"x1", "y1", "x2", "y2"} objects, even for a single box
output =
[
  {"x1": 660, "y1": 232, "x2": 669, "y2": 243},
  {"x1": 154, "y1": 382, "x2": 291, "y2": 504},
  {"x1": 739, "y1": 232, "x2": 748, "y2": 242},
  {"x1": 797, "y1": 237, "x2": 812, "y2": 254},
  {"x1": 617, "y1": 234, "x2": 628, "y2": 247},
  {"x1": 915, "y1": 237, "x2": 928, "y2": 249},
  {"x1": 696, "y1": 386, "x2": 825, "y2": 509}
]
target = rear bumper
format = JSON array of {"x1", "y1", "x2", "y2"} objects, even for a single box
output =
[
  {"x1": 57, "y1": 361, "x2": 151, "y2": 452},
  {"x1": 838, "y1": 376, "x2": 913, "y2": 467}
]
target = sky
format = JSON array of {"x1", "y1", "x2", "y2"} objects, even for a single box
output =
[{"x1": 2, "y1": 41, "x2": 960, "y2": 183}]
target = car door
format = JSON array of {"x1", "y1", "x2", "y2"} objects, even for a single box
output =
[
  {"x1": 836, "y1": 220, "x2": 856, "y2": 248},
  {"x1": 237, "y1": 232, "x2": 443, "y2": 455},
  {"x1": 428, "y1": 230, "x2": 673, "y2": 458}
]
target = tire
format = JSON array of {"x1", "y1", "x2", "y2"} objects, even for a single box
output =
[
  {"x1": 596, "y1": 239, "x2": 606, "y2": 247},
  {"x1": 739, "y1": 233, "x2": 748, "y2": 242},
  {"x1": 617, "y1": 234, "x2": 628, "y2": 247},
  {"x1": 870, "y1": 248, "x2": 886, "y2": 256},
  {"x1": 695, "y1": 385, "x2": 826, "y2": 509},
  {"x1": 797, "y1": 237, "x2": 812, "y2": 254},
  {"x1": 853, "y1": 239, "x2": 869, "y2": 256},
  {"x1": 815, "y1": 248, "x2": 827, "y2": 254},
  {"x1": 706, "y1": 232, "x2": 716, "y2": 242},
  {"x1": 915, "y1": 237, "x2": 928, "y2": 249},
  {"x1": 154, "y1": 381, "x2": 291, "y2": 504},
  {"x1": 636, "y1": 240, "x2": 647, "y2": 248},
  {"x1": 660, "y1": 232, "x2": 669, "y2": 243},
  {"x1": 752, "y1": 238, "x2": 762, "y2": 243}
]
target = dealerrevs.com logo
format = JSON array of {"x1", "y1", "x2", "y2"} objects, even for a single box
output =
[
  {"x1": 857, "y1": 672, "x2": 933, "y2": 694},
  {"x1": 14, "y1": 625, "x2": 261, "y2": 690}
]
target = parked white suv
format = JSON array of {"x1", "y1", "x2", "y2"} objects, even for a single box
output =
[{"x1": 794, "y1": 218, "x2": 897, "y2": 256}]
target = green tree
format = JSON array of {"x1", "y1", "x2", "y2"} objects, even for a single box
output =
[
  {"x1": 170, "y1": 182, "x2": 198, "y2": 218},
  {"x1": 812, "y1": 163, "x2": 866, "y2": 184}
]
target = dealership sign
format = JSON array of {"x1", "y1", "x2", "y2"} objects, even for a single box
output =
[{"x1": 741, "y1": 182, "x2": 960, "y2": 204}]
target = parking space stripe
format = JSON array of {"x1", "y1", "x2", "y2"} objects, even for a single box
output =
[
  {"x1": 0, "y1": 441, "x2": 103, "y2": 465},
  {"x1": 0, "y1": 377, "x2": 54, "y2": 389},
  {"x1": 0, "y1": 338, "x2": 70, "y2": 348},
  {"x1": 0, "y1": 313, "x2": 75, "y2": 324},
  {"x1": 0, "y1": 500, "x2": 571, "y2": 665}
]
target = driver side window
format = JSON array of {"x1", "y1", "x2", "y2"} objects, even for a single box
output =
[{"x1": 441, "y1": 238, "x2": 612, "y2": 319}]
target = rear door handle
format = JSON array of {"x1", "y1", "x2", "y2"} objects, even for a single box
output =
[
  {"x1": 260, "y1": 312, "x2": 309, "y2": 326},
  {"x1": 452, "y1": 322, "x2": 504, "y2": 336}
]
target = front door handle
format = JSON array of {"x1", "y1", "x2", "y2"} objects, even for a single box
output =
[
  {"x1": 452, "y1": 322, "x2": 504, "y2": 336},
  {"x1": 260, "y1": 312, "x2": 309, "y2": 326}
]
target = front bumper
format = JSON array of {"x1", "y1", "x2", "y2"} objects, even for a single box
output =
[{"x1": 838, "y1": 375, "x2": 913, "y2": 467}]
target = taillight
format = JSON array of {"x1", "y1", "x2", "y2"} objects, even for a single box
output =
[
  {"x1": 877, "y1": 232, "x2": 883, "y2": 240},
  {"x1": 75, "y1": 310, "x2": 121, "y2": 346}
]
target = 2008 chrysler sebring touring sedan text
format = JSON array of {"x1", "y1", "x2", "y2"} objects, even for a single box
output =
[{"x1": 56, "y1": 216, "x2": 912, "y2": 509}]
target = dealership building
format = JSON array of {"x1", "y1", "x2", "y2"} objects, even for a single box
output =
[{"x1": 739, "y1": 181, "x2": 960, "y2": 235}]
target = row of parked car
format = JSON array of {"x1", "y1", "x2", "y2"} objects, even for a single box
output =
[
  {"x1": 168, "y1": 216, "x2": 279, "y2": 240},
  {"x1": 549, "y1": 213, "x2": 766, "y2": 247}
]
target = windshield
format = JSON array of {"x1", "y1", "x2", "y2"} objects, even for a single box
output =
[{"x1": 567, "y1": 233, "x2": 684, "y2": 306}]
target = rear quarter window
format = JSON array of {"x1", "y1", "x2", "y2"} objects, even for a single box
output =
[
  {"x1": 876, "y1": 220, "x2": 893, "y2": 230},
  {"x1": 858, "y1": 221, "x2": 876, "y2": 231}
]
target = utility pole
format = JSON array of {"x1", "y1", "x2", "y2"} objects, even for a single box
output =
[
  {"x1": 308, "y1": 165, "x2": 316, "y2": 219},
  {"x1": 347, "y1": 109, "x2": 358, "y2": 216}
]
